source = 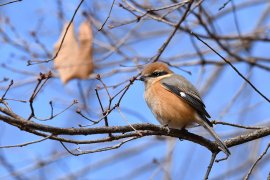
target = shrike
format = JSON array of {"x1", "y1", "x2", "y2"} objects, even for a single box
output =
[{"x1": 140, "y1": 62, "x2": 230, "y2": 156}]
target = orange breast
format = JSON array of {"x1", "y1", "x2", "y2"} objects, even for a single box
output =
[{"x1": 144, "y1": 80, "x2": 196, "y2": 128}]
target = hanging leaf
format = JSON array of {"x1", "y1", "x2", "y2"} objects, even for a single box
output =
[
  {"x1": 77, "y1": 21, "x2": 94, "y2": 79},
  {"x1": 54, "y1": 21, "x2": 94, "y2": 84},
  {"x1": 54, "y1": 23, "x2": 79, "y2": 84}
]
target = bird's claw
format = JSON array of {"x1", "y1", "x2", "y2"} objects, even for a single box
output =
[
  {"x1": 163, "y1": 124, "x2": 170, "y2": 134},
  {"x1": 180, "y1": 127, "x2": 188, "y2": 133}
]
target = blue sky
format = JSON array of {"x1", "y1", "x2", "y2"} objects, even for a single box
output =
[{"x1": 0, "y1": 0, "x2": 270, "y2": 179}]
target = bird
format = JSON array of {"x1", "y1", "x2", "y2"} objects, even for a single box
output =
[{"x1": 139, "y1": 62, "x2": 230, "y2": 156}]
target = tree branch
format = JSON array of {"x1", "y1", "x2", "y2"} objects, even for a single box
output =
[{"x1": 1, "y1": 106, "x2": 270, "y2": 156}]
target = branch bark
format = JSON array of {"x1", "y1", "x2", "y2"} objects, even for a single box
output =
[{"x1": 1, "y1": 106, "x2": 270, "y2": 155}]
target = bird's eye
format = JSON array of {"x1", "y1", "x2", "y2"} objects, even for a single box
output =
[
  {"x1": 151, "y1": 71, "x2": 167, "y2": 77},
  {"x1": 152, "y1": 72, "x2": 161, "y2": 77}
]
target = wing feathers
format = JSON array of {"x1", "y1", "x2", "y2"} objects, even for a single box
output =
[{"x1": 162, "y1": 82, "x2": 212, "y2": 127}]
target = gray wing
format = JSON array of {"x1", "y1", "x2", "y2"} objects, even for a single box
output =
[{"x1": 161, "y1": 74, "x2": 212, "y2": 127}]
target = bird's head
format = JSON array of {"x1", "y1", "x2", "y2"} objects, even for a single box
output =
[{"x1": 140, "y1": 62, "x2": 173, "y2": 83}]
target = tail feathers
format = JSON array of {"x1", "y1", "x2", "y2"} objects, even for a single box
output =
[{"x1": 201, "y1": 121, "x2": 230, "y2": 156}]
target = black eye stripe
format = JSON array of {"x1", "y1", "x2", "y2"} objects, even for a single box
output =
[{"x1": 149, "y1": 71, "x2": 168, "y2": 77}]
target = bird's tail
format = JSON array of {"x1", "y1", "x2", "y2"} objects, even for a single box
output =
[{"x1": 200, "y1": 120, "x2": 230, "y2": 156}]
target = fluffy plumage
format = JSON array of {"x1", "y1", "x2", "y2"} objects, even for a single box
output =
[{"x1": 140, "y1": 62, "x2": 230, "y2": 156}]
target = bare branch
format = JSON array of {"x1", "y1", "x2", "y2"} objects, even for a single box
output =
[
  {"x1": 212, "y1": 120, "x2": 264, "y2": 130},
  {"x1": 0, "y1": 134, "x2": 52, "y2": 148},
  {"x1": 28, "y1": 0, "x2": 85, "y2": 65},
  {"x1": 0, "y1": 0, "x2": 22, "y2": 7},
  {"x1": 204, "y1": 152, "x2": 217, "y2": 180},
  {"x1": 98, "y1": 0, "x2": 116, "y2": 31},
  {"x1": 244, "y1": 143, "x2": 270, "y2": 180},
  {"x1": 190, "y1": 32, "x2": 270, "y2": 103},
  {"x1": 60, "y1": 137, "x2": 138, "y2": 156},
  {"x1": 152, "y1": 1, "x2": 193, "y2": 62}
]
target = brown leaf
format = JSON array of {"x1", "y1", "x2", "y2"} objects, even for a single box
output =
[
  {"x1": 77, "y1": 21, "x2": 94, "y2": 79},
  {"x1": 54, "y1": 21, "x2": 94, "y2": 84}
]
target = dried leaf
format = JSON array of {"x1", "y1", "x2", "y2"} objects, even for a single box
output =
[
  {"x1": 77, "y1": 21, "x2": 94, "y2": 79},
  {"x1": 54, "y1": 21, "x2": 94, "y2": 84},
  {"x1": 54, "y1": 23, "x2": 79, "y2": 84}
]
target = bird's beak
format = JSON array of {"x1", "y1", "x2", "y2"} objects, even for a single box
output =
[{"x1": 139, "y1": 76, "x2": 146, "y2": 81}]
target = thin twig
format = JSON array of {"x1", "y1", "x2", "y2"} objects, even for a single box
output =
[
  {"x1": 95, "y1": 88, "x2": 111, "y2": 135},
  {"x1": 27, "y1": 72, "x2": 52, "y2": 120},
  {"x1": 212, "y1": 120, "x2": 264, "y2": 130},
  {"x1": 147, "y1": 0, "x2": 190, "y2": 12},
  {"x1": 244, "y1": 143, "x2": 270, "y2": 180},
  {"x1": 117, "y1": 106, "x2": 142, "y2": 136},
  {"x1": 28, "y1": 0, "x2": 84, "y2": 65},
  {"x1": 0, "y1": 134, "x2": 52, "y2": 148},
  {"x1": 98, "y1": 0, "x2": 116, "y2": 31},
  {"x1": 218, "y1": 0, "x2": 231, "y2": 11},
  {"x1": 76, "y1": 109, "x2": 99, "y2": 124},
  {"x1": 191, "y1": 31, "x2": 270, "y2": 103},
  {"x1": 35, "y1": 100, "x2": 78, "y2": 121},
  {"x1": 1, "y1": 80, "x2": 13, "y2": 100},
  {"x1": 152, "y1": 1, "x2": 193, "y2": 62},
  {"x1": 204, "y1": 152, "x2": 217, "y2": 180},
  {"x1": 0, "y1": 0, "x2": 22, "y2": 7},
  {"x1": 60, "y1": 137, "x2": 138, "y2": 156}
]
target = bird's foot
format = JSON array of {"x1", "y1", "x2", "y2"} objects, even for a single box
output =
[
  {"x1": 180, "y1": 126, "x2": 188, "y2": 133},
  {"x1": 179, "y1": 127, "x2": 188, "y2": 141},
  {"x1": 163, "y1": 124, "x2": 170, "y2": 135}
]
